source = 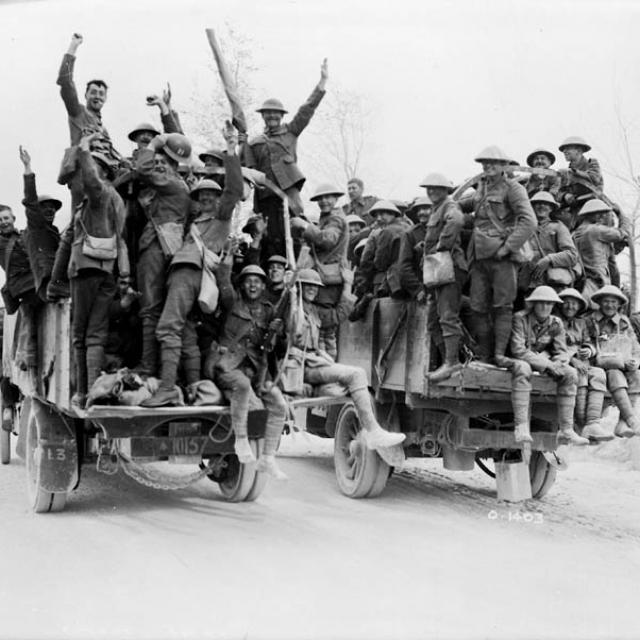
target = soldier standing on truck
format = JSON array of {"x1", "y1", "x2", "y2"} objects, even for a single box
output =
[
  {"x1": 0, "y1": 204, "x2": 39, "y2": 371},
  {"x1": 290, "y1": 183, "x2": 348, "y2": 359},
  {"x1": 510, "y1": 286, "x2": 588, "y2": 445},
  {"x1": 466, "y1": 146, "x2": 537, "y2": 366},
  {"x1": 342, "y1": 178, "x2": 378, "y2": 226},
  {"x1": 243, "y1": 59, "x2": 328, "y2": 259},
  {"x1": 142, "y1": 123, "x2": 244, "y2": 408},
  {"x1": 523, "y1": 148, "x2": 561, "y2": 199},
  {"x1": 557, "y1": 288, "x2": 610, "y2": 442},
  {"x1": 19, "y1": 147, "x2": 62, "y2": 303},
  {"x1": 55, "y1": 133, "x2": 130, "y2": 409},
  {"x1": 420, "y1": 173, "x2": 467, "y2": 382},
  {"x1": 397, "y1": 196, "x2": 432, "y2": 300},
  {"x1": 585, "y1": 285, "x2": 640, "y2": 438},
  {"x1": 204, "y1": 263, "x2": 288, "y2": 476},
  {"x1": 571, "y1": 199, "x2": 630, "y2": 306},
  {"x1": 130, "y1": 132, "x2": 193, "y2": 375}
]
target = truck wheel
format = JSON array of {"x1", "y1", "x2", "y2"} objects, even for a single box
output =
[
  {"x1": 218, "y1": 439, "x2": 264, "y2": 503},
  {"x1": 25, "y1": 405, "x2": 67, "y2": 513},
  {"x1": 529, "y1": 451, "x2": 557, "y2": 499},
  {"x1": 334, "y1": 401, "x2": 390, "y2": 498}
]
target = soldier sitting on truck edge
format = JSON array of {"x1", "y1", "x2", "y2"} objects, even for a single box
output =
[
  {"x1": 291, "y1": 183, "x2": 349, "y2": 359},
  {"x1": 585, "y1": 285, "x2": 640, "y2": 438},
  {"x1": 466, "y1": 146, "x2": 537, "y2": 367},
  {"x1": 142, "y1": 122, "x2": 243, "y2": 408},
  {"x1": 557, "y1": 288, "x2": 610, "y2": 441},
  {"x1": 204, "y1": 263, "x2": 288, "y2": 478},
  {"x1": 420, "y1": 173, "x2": 467, "y2": 382},
  {"x1": 286, "y1": 268, "x2": 406, "y2": 465},
  {"x1": 510, "y1": 286, "x2": 588, "y2": 445}
]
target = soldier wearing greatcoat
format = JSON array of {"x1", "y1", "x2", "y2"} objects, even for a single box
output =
[{"x1": 397, "y1": 197, "x2": 432, "y2": 300}]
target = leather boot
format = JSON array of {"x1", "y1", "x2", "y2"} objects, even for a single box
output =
[
  {"x1": 351, "y1": 388, "x2": 405, "y2": 465},
  {"x1": 140, "y1": 348, "x2": 181, "y2": 407},
  {"x1": 557, "y1": 394, "x2": 589, "y2": 445},
  {"x1": 427, "y1": 336, "x2": 461, "y2": 382},
  {"x1": 86, "y1": 345, "x2": 105, "y2": 392},
  {"x1": 574, "y1": 386, "x2": 587, "y2": 428},
  {"x1": 137, "y1": 319, "x2": 159, "y2": 376},
  {"x1": 581, "y1": 390, "x2": 613, "y2": 441},
  {"x1": 72, "y1": 347, "x2": 88, "y2": 409},
  {"x1": 469, "y1": 313, "x2": 492, "y2": 363},
  {"x1": 493, "y1": 308, "x2": 514, "y2": 369},
  {"x1": 627, "y1": 394, "x2": 640, "y2": 435},
  {"x1": 612, "y1": 388, "x2": 636, "y2": 437},
  {"x1": 512, "y1": 389, "x2": 532, "y2": 443}
]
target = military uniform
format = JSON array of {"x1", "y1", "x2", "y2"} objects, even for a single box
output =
[
  {"x1": 525, "y1": 172, "x2": 561, "y2": 200},
  {"x1": 557, "y1": 156, "x2": 603, "y2": 229},
  {"x1": 468, "y1": 174, "x2": 537, "y2": 361},
  {"x1": 372, "y1": 216, "x2": 412, "y2": 297},
  {"x1": 397, "y1": 222, "x2": 426, "y2": 299},
  {"x1": 343, "y1": 195, "x2": 378, "y2": 227},
  {"x1": 244, "y1": 86, "x2": 325, "y2": 258}
]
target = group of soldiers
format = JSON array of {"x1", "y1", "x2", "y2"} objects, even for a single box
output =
[{"x1": 0, "y1": 34, "x2": 638, "y2": 480}]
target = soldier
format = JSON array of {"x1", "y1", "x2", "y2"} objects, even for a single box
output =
[
  {"x1": 467, "y1": 146, "x2": 537, "y2": 366},
  {"x1": 524, "y1": 148, "x2": 561, "y2": 199},
  {"x1": 342, "y1": 178, "x2": 378, "y2": 226},
  {"x1": 19, "y1": 147, "x2": 62, "y2": 302},
  {"x1": 586, "y1": 285, "x2": 640, "y2": 437},
  {"x1": 56, "y1": 133, "x2": 130, "y2": 408},
  {"x1": 557, "y1": 136, "x2": 603, "y2": 230},
  {"x1": 265, "y1": 255, "x2": 288, "y2": 304},
  {"x1": 131, "y1": 132, "x2": 194, "y2": 375},
  {"x1": 0, "y1": 204, "x2": 39, "y2": 370},
  {"x1": 557, "y1": 288, "x2": 610, "y2": 441},
  {"x1": 420, "y1": 174, "x2": 467, "y2": 382},
  {"x1": 510, "y1": 286, "x2": 588, "y2": 444},
  {"x1": 572, "y1": 199, "x2": 629, "y2": 305},
  {"x1": 398, "y1": 196, "x2": 432, "y2": 300},
  {"x1": 142, "y1": 123, "x2": 243, "y2": 407},
  {"x1": 199, "y1": 149, "x2": 224, "y2": 171},
  {"x1": 204, "y1": 264, "x2": 288, "y2": 477},
  {"x1": 372, "y1": 201, "x2": 412, "y2": 298},
  {"x1": 290, "y1": 183, "x2": 348, "y2": 358},
  {"x1": 244, "y1": 59, "x2": 328, "y2": 258},
  {"x1": 287, "y1": 268, "x2": 405, "y2": 464},
  {"x1": 519, "y1": 191, "x2": 578, "y2": 292},
  {"x1": 346, "y1": 214, "x2": 366, "y2": 237}
]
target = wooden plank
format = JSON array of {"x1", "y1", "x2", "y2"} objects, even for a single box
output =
[
  {"x1": 337, "y1": 306, "x2": 375, "y2": 384},
  {"x1": 375, "y1": 298, "x2": 409, "y2": 390}
]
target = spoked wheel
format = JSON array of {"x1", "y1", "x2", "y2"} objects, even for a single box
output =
[
  {"x1": 529, "y1": 451, "x2": 557, "y2": 499},
  {"x1": 333, "y1": 401, "x2": 390, "y2": 498},
  {"x1": 25, "y1": 404, "x2": 67, "y2": 513},
  {"x1": 215, "y1": 439, "x2": 266, "y2": 503}
]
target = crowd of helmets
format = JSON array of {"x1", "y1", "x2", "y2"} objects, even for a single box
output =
[{"x1": 1, "y1": 34, "x2": 640, "y2": 453}]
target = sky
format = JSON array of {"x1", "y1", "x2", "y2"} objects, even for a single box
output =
[{"x1": 1, "y1": 0, "x2": 640, "y2": 244}]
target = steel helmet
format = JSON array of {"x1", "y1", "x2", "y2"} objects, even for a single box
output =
[
  {"x1": 267, "y1": 254, "x2": 288, "y2": 266},
  {"x1": 530, "y1": 191, "x2": 559, "y2": 210},
  {"x1": 577, "y1": 198, "x2": 610, "y2": 217},
  {"x1": 310, "y1": 183, "x2": 345, "y2": 201},
  {"x1": 37, "y1": 194, "x2": 62, "y2": 211},
  {"x1": 177, "y1": 163, "x2": 191, "y2": 175},
  {"x1": 369, "y1": 200, "x2": 401, "y2": 217},
  {"x1": 297, "y1": 268, "x2": 324, "y2": 287},
  {"x1": 409, "y1": 196, "x2": 433, "y2": 210},
  {"x1": 526, "y1": 147, "x2": 556, "y2": 167},
  {"x1": 558, "y1": 287, "x2": 587, "y2": 311},
  {"x1": 256, "y1": 98, "x2": 288, "y2": 114},
  {"x1": 346, "y1": 214, "x2": 366, "y2": 228},
  {"x1": 525, "y1": 285, "x2": 563, "y2": 305},
  {"x1": 189, "y1": 179, "x2": 222, "y2": 200},
  {"x1": 474, "y1": 146, "x2": 511, "y2": 163},
  {"x1": 419, "y1": 172, "x2": 454, "y2": 191},
  {"x1": 198, "y1": 148, "x2": 224, "y2": 164},
  {"x1": 239, "y1": 265, "x2": 267, "y2": 281},
  {"x1": 127, "y1": 122, "x2": 161, "y2": 142},
  {"x1": 559, "y1": 136, "x2": 591, "y2": 152},
  {"x1": 162, "y1": 133, "x2": 192, "y2": 163},
  {"x1": 591, "y1": 284, "x2": 628, "y2": 306}
]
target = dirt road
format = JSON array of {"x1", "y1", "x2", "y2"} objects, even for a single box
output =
[{"x1": 1, "y1": 434, "x2": 639, "y2": 640}]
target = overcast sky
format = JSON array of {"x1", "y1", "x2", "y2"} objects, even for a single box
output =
[{"x1": 2, "y1": 0, "x2": 640, "y2": 230}]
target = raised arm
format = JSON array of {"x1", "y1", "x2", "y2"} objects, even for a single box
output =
[
  {"x1": 288, "y1": 59, "x2": 328, "y2": 137},
  {"x1": 19, "y1": 146, "x2": 38, "y2": 205},
  {"x1": 216, "y1": 122, "x2": 244, "y2": 221},
  {"x1": 57, "y1": 33, "x2": 83, "y2": 118}
]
